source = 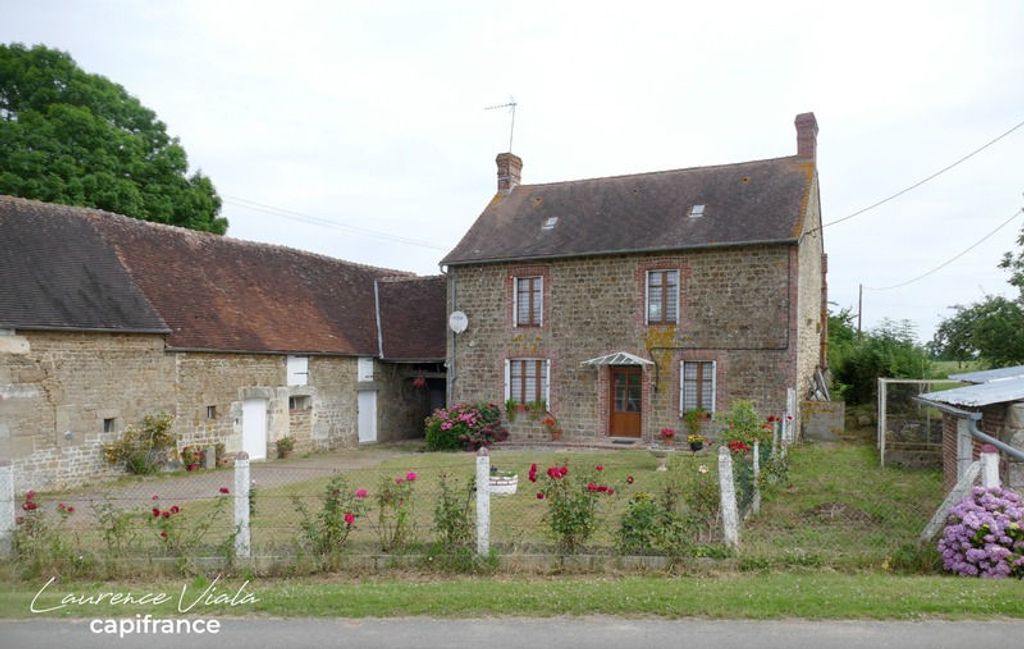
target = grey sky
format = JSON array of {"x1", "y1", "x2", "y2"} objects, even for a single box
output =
[{"x1": 3, "y1": 0, "x2": 1022, "y2": 339}]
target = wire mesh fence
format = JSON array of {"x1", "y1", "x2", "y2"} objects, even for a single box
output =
[
  {"x1": 8, "y1": 441, "x2": 945, "y2": 574},
  {"x1": 877, "y1": 378, "x2": 965, "y2": 468}
]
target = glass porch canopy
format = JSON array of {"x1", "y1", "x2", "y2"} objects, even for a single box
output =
[{"x1": 580, "y1": 352, "x2": 654, "y2": 367}]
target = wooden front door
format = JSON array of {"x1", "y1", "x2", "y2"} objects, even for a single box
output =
[{"x1": 609, "y1": 367, "x2": 642, "y2": 437}]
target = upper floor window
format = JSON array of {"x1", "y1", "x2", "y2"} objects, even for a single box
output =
[
  {"x1": 514, "y1": 276, "x2": 543, "y2": 327},
  {"x1": 646, "y1": 270, "x2": 679, "y2": 324},
  {"x1": 505, "y1": 358, "x2": 550, "y2": 405},
  {"x1": 680, "y1": 360, "x2": 716, "y2": 413}
]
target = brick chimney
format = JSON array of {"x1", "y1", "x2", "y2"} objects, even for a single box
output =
[
  {"x1": 496, "y1": 152, "x2": 522, "y2": 194},
  {"x1": 794, "y1": 112, "x2": 818, "y2": 160}
]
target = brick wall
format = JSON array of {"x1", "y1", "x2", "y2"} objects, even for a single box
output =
[{"x1": 449, "y1": 243, "x2": 810, "y2": 441}]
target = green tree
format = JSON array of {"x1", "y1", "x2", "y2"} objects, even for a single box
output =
[
  {"x1": 829, "y1": 314, "x2": 932, "y2": 404},
  {"x1": 0, "y1": 43, "x2": 225, "y2": 233},
  {"x1": 1000, "y1": 220, "x2": 1024, "y2": 300},
  {"x1": 931, "y1": 296, "x2": 1024, "y2": 367}
]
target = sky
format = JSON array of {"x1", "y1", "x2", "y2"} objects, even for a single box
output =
[{"x1": 3, "y1": 0, "x2": 1023, "y2": 340}]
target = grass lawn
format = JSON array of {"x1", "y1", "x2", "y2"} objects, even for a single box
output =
[{"x1": 1, "y1": 573, "x2": 1022, "y2": 619}]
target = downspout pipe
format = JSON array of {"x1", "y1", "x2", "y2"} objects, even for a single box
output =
[{"x1": 915, "y1": 398, "x2": 1024, "y2": 461}]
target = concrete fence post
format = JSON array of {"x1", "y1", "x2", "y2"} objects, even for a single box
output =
[
  {"x1": 752, "y1": 440, "x2": 761, "y2": 516},
  {"x1": 718, "y1": 446, "x2": 739, "y2": 548},
  {"x1": 476, "y1": 447, "x2": 490, "y2": 556},
  {"x1": 233, "y1": 451, "x2": 251, "y2": 559},
  {"x1": 0, "y1": 459, "x2": 13, "y2": 558},
  {"x1": 980, "y1": 446, "x2": 1001, "y2": 489}
]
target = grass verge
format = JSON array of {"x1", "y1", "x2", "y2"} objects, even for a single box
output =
[{"x1": 1, "y1": 573, "x2": 1022, "y2": 620}]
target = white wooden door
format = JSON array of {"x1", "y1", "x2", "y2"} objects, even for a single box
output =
[
  {"x1": 242, "y1": 398, "x2": 267, "y2": 460},
  {"x1": 357, "y1": 391, "x2": 377, "y2": 443}
]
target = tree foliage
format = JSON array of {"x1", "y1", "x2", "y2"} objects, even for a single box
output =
[
  {"x1": 930, "y1": 296, "x2": 1024, "y2": 366},
  {"x1": 828, "y1": 311, "x2": 932, "y2": 404},
  {"x1": 0, "y1": 43, "x2": 225, "y2": 233},
  {"x1": 1000, "y1": 221, "x2": 1024, "y2": 301}
]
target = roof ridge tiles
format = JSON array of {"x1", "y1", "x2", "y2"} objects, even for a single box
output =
[{"x1": 514, "y1": 155, "x2": 801, "y2": 190}]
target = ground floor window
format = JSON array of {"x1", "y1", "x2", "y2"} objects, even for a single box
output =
[
  {"x1": 505, "y1": 358, "x2": 550, "y2": 404},
  {"x1": 680, "y1": 360, "x2": 716, "y2": 413}
]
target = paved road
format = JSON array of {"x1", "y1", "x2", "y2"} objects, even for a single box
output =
[{"x1": 2, "y1": 617, "x2": 1022, "y2": 649}]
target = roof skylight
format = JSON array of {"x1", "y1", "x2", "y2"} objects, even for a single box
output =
[
  {"x1": 689, "y1": 204, "x2": 705, "y2": 218},
  {"x1": 542, "y1": 216, "x2": 559, "y2": 230}
]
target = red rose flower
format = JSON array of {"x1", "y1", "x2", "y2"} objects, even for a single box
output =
[
  {"x1": 22, "y1": 501, "x2": 37, "y2": 511},
  {"x1": 152, "y1": 508, "x2": 161, "y2": 517},
  {"x1": 25, "y1": 490, "x2": 36, "y2": 500},
  {"x1": 626, "y1": 475, "x2": 635, "y2": 485},
  {"x1": 596, "y1": 485, "x2": 608, "y2": 493},
  {"x1": 219, "y1": 486, "x2": 230, "y2": 494},
  {"x1": 344, "y1": 512, "x2": 356, "y2": 526},
  {"x1": 528, "y1": 463, "x2": 538, "y2": 482},
  {"x1": 406, "y1": 471, "x2": 417, "y2": 482},
  {"x1": 607, "y1": 488, "x2": 615, "y2": 496},
  {"x1": 170, "y1": 505, "x2": 180, "y2": 514},
  {"x1": 161, "y1": 510, "x2": 170, "y2": 519},
  {"x1": 595, "y1": 465, "x2": 604, "y2": 472},
  {"x1": 587, "y1": 482, "x2": 598, "y2": 492},
  {"x1": 536, "y1": 492, "x2": 545, "y2": 500},
  {"x1": 66, "y1": 506, "x2": 75, "y2": 514},
  {"x1": 152, "y1": 494, "x2": 159, "y2": 501},
  {"x1": 160, "y1": 531, "x2": 168, "y2": 539}
]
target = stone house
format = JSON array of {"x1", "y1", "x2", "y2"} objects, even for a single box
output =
[
  {"x1": 918, "y1": 366, "x2": 1024, "y2": 492},
  {"x1": 0, "y1": 196, "x2": 445, "y2": 490},
  {"x1": 441, "y1": 113, "x2": 827, "y2": 442}
]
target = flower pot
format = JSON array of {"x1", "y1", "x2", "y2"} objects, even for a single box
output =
[
  {"x1": 689, "y1": 441, "x2": 704, "y2": 452},
  {"x1": 277, "y1": 449, "x2": 292, "y2": 460},
  {"x1": 649, "y1": 447, "x2": 671, "y2": 472},
  {"x1": 488, "y1": 474, "x2": 518, "y2": 496}
]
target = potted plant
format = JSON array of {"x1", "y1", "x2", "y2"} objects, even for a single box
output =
[
  {"x1": 650, "y1": 427, "x2": 676, "y2": 471},
  {"x1": 527, "y1": 399, "x2": 547, "y2": 421},
  {"x1": 682, "y1": 407, "x2": 710, "y2": 437},
  {"x1": 687, "y1": 433, "x2": 707, "y2": 452},
  {"x1": 488, "y1": 465, "x2": 519, "y2": 496},
  {"x1": 275, "y1": 435, "x2": 295, "y2": 459},
  {"x1": 180, "y1": 444, "x2": 204, "y2": 471},
  {"x1": 542, "y1": 414, "x2": 563, "y2": 441},
  {"x1": 505, "y1": 398, "x2": 519, "y2": 423}
]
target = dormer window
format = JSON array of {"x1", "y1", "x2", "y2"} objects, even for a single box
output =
[{"x1": 689, "y1": 204, "x2": 705, "y2": 218}]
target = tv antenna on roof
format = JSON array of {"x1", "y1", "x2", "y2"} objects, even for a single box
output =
[{"x1": 484, "y1": 96, "x2": 517, "y2": 153}]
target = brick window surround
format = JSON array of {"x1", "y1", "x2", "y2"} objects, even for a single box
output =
[
  {"x1": 635, "y1": 258, "x2": 689, "y2": 328},
  {"x1": 646, "y1": 269, "x2": 679, "y2": 324},
  {"x1": 506, "y1": 265, "x2": 551, "y2": 330},
  {"x1": 514, "y1": 276, "x2": 543, "y2": 327},
  {"x1": 680, "y1": 360, "x2": 716, "y2": 414}
]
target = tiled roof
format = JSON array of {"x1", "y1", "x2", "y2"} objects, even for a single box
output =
[
  {"x1": 442, "y1": 156, "x2": 815, "y2": 265},
  {"x1": 0, "y1": 196, "x2": 169, "y2": 333},
  {"x1": 378, "y1": 275, "x2": 446, "y2": 361},
  {"x1": 1, "y1": 196, "x2": 428, "y2": 356}
]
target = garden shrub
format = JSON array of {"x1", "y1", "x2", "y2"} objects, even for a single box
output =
[
  {"x1": 533, "y1": 460, "x2": 618, "y2": 553},
  {"x1": 102, "y1": 413, "x2": 176, "y2": 474},
  {"x1": 293, "y1": 475, "x2": 368, "y2": 563},
  {"x1": 15, "y1": 491, "x2": 91, "y2": 578},
  {"x1": 938, "y1": 486, "x2": 1023, "y2": 578},
  {"x1": 433, "y1": 472, "x2": 474, "y2": 551},
  {"x1": 373, "y1": 471, "x2": 417, "y2": 552},
  {"x1": 424, "y1": 402, "x2": 508, "y2": 451}
]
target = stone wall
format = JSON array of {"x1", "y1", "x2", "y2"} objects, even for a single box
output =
[
  {"x1": 449, "y1": 243, "x2": 815, "y2": 441},
  {"x1": 0, "y1": 331, "x2": 175, "y2": 491},
  {"x1": 795, "y1": 176, "x2": 825, "y2": 400},
  {"x1": 2, "y1": 331, "x2": 429, "y2": 490}
]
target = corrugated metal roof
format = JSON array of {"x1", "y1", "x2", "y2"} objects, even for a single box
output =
[
  {"x1": 919, "y1": 378, "x2": 1024, "y2": 408},
  {"x1": 581, "y1": 352, "x2": 654, "y2": 367},
  {"x1": 948, "y1": 365, "x2": 1024, "y2": 384}
]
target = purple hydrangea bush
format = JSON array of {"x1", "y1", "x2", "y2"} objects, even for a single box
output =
[{"x1": 938, "y1": 486, "x2": 1024, "y2": 578}]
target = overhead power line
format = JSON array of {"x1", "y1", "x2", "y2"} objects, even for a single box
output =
[
  {"x1": 821, "y1": 116, "x2": 1024, "y2": 230},
  {"x1": 863, "y1": 208, "x2": 1024, "y2": 292},
  {"x1": 223, "y1": 195, "x2": 447, "y2": 251}
]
